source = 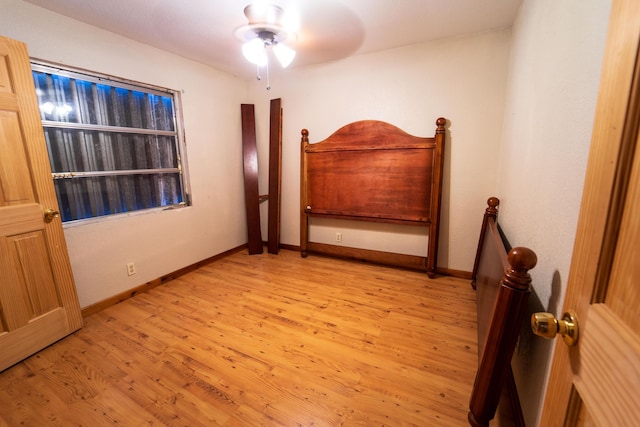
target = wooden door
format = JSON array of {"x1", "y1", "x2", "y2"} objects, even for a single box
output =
[
  {"x1": 539, "y1": 0, "x2": 640, "y2": 425},
  {"x1": 0, "y1": 35, "x2": 82, "y2": 371}
]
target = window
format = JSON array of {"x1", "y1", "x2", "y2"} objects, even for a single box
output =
[{"x1": 31, "y1": 62, "x2": 190, "y2": 223}]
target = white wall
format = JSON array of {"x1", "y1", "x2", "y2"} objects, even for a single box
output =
[
  {"x1": 1, "y1": 0, "x2": 249, "y2": 308},
  {"x1": 2, "y1": 0, "x2": 512, "y2": 306},
  {"x1": 496, "y1": 0, "x2": 610, "y2": 425},
  {"x1": 248, "y1": 30, "x2": 513, "y2": 272}
]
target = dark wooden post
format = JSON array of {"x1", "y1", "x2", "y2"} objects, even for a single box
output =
[
  {"x1": 468, "y1": 247, "x2": 537, "y2": 427},
  {"x1": 471, "y1": 197, "x2": 500, "y2": 289},
  {"x1": 300, "y1": 129, "x2": 309, "y2": 257},
  {"x1": 241, "y1": 104, "x2": 263, "y2": 255},
  {"x1": 267, "y1": 98, "x2": 282, "y2": 254},
  {"x1": 427, "y1": 117, "x2": 447, "y2": 278}
]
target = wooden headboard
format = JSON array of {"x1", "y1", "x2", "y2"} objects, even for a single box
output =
[
  {"x1": 468, "y1": 197, "x2": 537, "y2": 427},
  {"x1": 299, "y1": 118, "x2": 446, "y2": 277}
]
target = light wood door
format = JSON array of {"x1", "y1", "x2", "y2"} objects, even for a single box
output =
[
  {"x1": 0, "y1": 35, "x2": 82, "y2": 371},
  {"x1": 539, "y1": 0, "x2": 640, "y2": 425}
]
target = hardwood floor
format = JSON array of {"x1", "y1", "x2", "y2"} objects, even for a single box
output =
[{"x1": 0, "y1": 249, "x2": 478, "y2": 426}]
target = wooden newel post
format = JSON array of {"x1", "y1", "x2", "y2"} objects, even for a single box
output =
[
  {"x1": 300, "y1": 128, "x2": 309, "y2": 257},
  {"x1": 468, "y1": 246, "x2": 537, "y2": 427}
]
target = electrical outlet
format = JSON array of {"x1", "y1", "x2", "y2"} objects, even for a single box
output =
[
  {"x1": 335, "y1": 232, "x2": 342, "y2": 242},
  {"x1": 126, "y1": 262, "x2": 136, "y2": 276}
]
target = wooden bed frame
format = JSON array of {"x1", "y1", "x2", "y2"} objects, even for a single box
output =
[
  {"x1": 468, "y1": 197, "x2": 536, "y2": 426},
  {"x1": 299, "y1": 118, "x2": 446, "y2": 277}
]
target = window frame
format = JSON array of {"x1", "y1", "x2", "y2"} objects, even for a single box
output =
[{"x1": 30, "y1": 59, "x2": 191, "y2": 226}]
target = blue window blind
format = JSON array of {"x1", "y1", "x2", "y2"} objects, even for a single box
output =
[{"x1": 32, "y1": 64, "x2": 189, "y2": 222}]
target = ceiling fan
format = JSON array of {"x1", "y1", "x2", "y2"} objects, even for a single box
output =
[{"x1": 234, "y1": 2, "x2": 298, "y2": 89}]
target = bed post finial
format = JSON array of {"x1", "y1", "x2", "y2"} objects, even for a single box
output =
[
  {"x1": 436, "y1": 117, "x2": 446, "y2": 134},
  {"x1": 301, "y1": 128, "x2": 309, "y2": 143},
  {"x1": 486, "y1": 197, "x2": 499, "y2": 217},
  {"x1": 505, "y1": 247, "x2": 538, "y2": 289}
]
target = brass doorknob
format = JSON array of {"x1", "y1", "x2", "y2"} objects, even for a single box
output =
[
  {"x1": 531, "y1": 310, "x2": 579, "y2": 346},
  {"x1": 44, "y1": 208, "x2": 60, "y2": 223}
]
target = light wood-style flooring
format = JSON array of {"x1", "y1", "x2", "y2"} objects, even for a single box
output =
[{"x1": 0, "y1": 249, "x2": 478, "y2": 426}]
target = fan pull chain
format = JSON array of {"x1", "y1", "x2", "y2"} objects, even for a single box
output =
[
  {"x1": 265, "y1": 53, "x2": 271, "y2": 91},
  {"x1": 252, "y1": 42, "x2": 273, "y2": 90}
]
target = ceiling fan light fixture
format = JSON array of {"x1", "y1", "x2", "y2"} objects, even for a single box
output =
[
  {"x1": 273, "y1": 42, "x2": 295, "y2": 68},
  {"x1": 242, "y1": 38, "x2": 268, "y2": 66},
  {"x1": 235, "y1": 3, "x2": 298, "y2": 88}
]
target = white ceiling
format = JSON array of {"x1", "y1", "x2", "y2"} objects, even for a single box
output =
[{"x1": 23, "y1": 0, "x2": 522, "y2": 80}]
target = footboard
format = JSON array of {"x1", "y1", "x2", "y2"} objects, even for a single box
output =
[{"x1": 468, "y1": 197, "x2": 536, "y2": 427}]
